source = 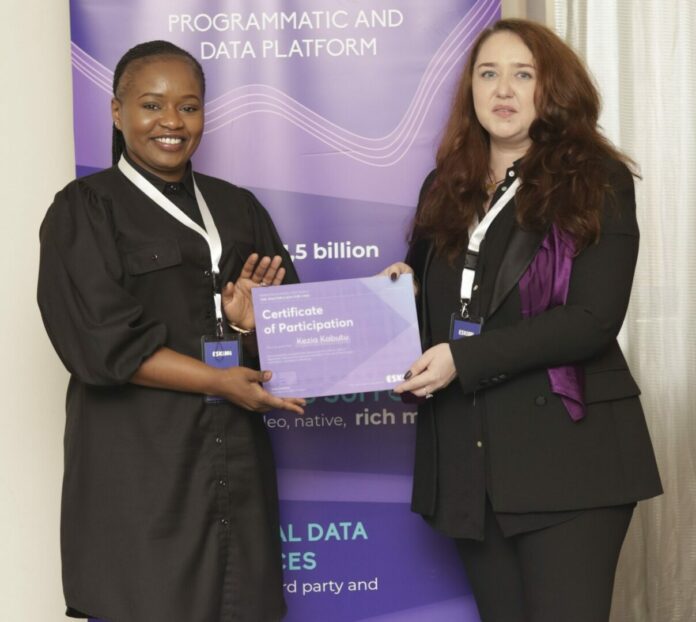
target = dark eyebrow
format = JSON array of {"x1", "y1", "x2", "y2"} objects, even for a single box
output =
[
  {"x1": 475, "y1": 62, "x2": 536, "y2": 69},
  {"x1": 137, "y1": 92, "x2": 201, "y2": 101}
]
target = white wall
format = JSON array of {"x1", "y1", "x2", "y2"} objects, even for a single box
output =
[{"x1": 0, "y1": 2, "x2": 74, "y2": 619}]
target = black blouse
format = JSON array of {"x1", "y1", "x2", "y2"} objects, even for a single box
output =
[
  {"x1": 124, "y1": 154, "x2": 205, "y2": 229},
  {"x1": 38, "y1": 162, "x2": 296, "y2": 622}
]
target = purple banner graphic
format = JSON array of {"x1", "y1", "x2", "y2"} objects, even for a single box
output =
[
  {"x1": 70, "y1": 1, "x2": 500, "y2": 620},
  {"x1": 253, "y1": 276, "x2": 421, "y2": 397}
]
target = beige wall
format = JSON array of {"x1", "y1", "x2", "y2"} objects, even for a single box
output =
[
  {"x1": 0, "y1": 1, "x2": 550, "y2": 619},
  {"x1": 502, "y1": 0, "x2": 553, "y2": 23},
  {"x1": 1, "y1": 1, "x2": 74, "y2": 619}
]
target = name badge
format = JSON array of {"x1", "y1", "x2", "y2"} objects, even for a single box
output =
[
  {"x1": 201, "y1": 336, "x2": 242, "y2": 404},
  {"x1": 450, "y1": 314, "x2": 483, "y2": 340}
]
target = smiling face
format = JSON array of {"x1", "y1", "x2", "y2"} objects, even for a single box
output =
[
  {"x1": 472, "y1": 31, "x2": 537, "y2": 154},
  {"x1": 111, "y1": 57, "x2": 204, "y2": 181}
]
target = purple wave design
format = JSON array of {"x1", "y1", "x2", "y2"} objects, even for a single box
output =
[
  {"x1": 70, "y1": 0, "x2": 498, "y2": 167},
  {"x1": 277, "y1": 469, "x2": 412, "y2": 503},
  {"x1": 71, "y1": 43, "x2": 112, "y2": 91},
  {"x1": 357, "y1": 596, "x2": 480, "y2": 622}
]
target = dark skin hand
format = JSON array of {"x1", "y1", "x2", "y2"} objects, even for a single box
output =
[
  {"x1": 222, "y1": 253, "x2": 286, "y2": 330},
  {"x1": 132, "y1": 348, "x2": 305, "y2": 414},
  {"x1": 220, "y1": 368, "x2": 305, "y2": 413},
  {"x1": 131, "y1": 253, "x2": 304, "y2": 414}
]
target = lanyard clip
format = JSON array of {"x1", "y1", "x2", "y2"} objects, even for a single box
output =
[
  {"x1": 211, "y1": 271, "x2": 222, "y2": 294},
  {"x1": 464, "y1": 251, "x2": 479, "y2": 270},
  {"x1": 459, "y1": 299, "x2": 470, "y2": 319},
  {"x1": 216, "y1": 318, "x2": 224, "y2": 339}
]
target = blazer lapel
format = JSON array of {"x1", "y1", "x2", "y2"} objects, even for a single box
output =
[{"x1": 486, "y1": 224, "x2": 545, "y2": 319}]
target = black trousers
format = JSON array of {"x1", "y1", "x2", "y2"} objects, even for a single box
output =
[{"x1": 455, "y1": 503, "x2": 634, "y2": 622}]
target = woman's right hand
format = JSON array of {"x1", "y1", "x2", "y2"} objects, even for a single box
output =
[
  {"x1": 131, "y1": 348, "x2": 305, "y2": 414},
  {"x1": 216, "y1": 367, "x2": 306, "y2": 415}
]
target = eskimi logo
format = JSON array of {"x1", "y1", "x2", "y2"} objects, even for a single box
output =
[
  {"x1": 212, "y1": 350, "x2": 233, "y2": 358},
  {"x1": 457, "y1": 328, "x2": 475, "y2": 337},
  {"x1": 385, "y1": 373, "x2": 404, "y2": 383}
]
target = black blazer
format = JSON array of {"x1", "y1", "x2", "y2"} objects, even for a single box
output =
[{"x1": 408, "y1": 160, "x2": 662, "y2": 520}]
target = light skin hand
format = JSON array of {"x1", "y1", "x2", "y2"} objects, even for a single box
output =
[
  {"x1": 394, "y1": 343, "x2": 457, "y2": 397},
  {"x1": 377, "y1": 261, "x2": 418, "y2": 295},
  {"x1": 222, "y1": 253, "x2": 286, "y2": 330},
  {"x1": 378, "y1": 261, "x2": 413, "y2": 280}
]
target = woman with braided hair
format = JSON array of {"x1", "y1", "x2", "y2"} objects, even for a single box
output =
[{"x1": 38, "y1": 40, "x2": 303, "y2": 622}]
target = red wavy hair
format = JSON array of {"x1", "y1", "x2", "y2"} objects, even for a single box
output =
[{"x1": 413, "y1": 19, "x2": 636, "y2": 258}]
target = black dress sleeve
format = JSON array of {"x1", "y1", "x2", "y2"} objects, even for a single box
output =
[{"x1": 37, "y1": 179, "x2": 167, "y2": 385}]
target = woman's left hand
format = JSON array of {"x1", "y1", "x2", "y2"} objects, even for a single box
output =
[
  {"x1": 377, "y1": 261, "x2": 419, "y2": 295},
  {"x1": 394, "y1": 343, "x2": 458, "y2": 398},
  {"x1": 222, "y1": 253, "x2": 286, "y2": 330}
]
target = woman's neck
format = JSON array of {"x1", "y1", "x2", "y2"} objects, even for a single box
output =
[{"x1": 488, "y1": 141, "x2": 529, "y2": 183}]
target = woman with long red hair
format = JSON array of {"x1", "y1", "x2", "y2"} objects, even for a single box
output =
[{"x1": 386, "y1": 19, "x2": 662, "y2": 621}]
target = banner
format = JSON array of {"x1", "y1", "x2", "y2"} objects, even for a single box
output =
[{"x1": 69, "y1": 1, "x2": 500, "y2": 619}]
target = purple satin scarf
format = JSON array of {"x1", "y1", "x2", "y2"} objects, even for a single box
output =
[{"x1": 518, "y1": 225, "x2": 585, "y2": 421}]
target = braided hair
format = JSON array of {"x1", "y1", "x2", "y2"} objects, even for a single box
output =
[{"x1": 111, "y1": 40, "x2": 205, "y2": 165}]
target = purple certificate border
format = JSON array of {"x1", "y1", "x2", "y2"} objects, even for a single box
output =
[{"x1": 253, "y1": 276, "x2": 421, "y2": 397}]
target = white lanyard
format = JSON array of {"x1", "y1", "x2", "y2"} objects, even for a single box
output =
[
  {"x1": 118, "y1": 155, "x2": 225, "y2": 335},
  {"x1": 459, "y1": 177, "x2": 520, "y2": 313}
]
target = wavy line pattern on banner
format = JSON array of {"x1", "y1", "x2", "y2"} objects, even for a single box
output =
[
  {"x1": 277, "y1": 469, "x2": 412, "y2": 504},
  {"x1": 71, "y1": 43, "x2": 113, "y2": 91},
  {"x1": 71, "y1": 0, "x2": 498, "y2": 167},
  {"x1": 356, "y1": 596, "x2": 480, "y2": 622}
]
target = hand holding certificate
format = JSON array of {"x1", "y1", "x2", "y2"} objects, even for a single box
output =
[{"x1": 252, "y1": 276, "x2": 422, "y2": 397}]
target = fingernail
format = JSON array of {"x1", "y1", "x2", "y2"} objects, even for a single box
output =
[
  {"x1": 390, "y1": 272, "x2": 398, "y2": 281},
  {"x1": 262, "y1": 371, "x2": 272, "y2": 381},
  {"x1": 404, "y1": 370, "x2": 412, "y2": 379}
]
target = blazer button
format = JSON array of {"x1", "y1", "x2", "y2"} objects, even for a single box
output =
[{"x1": 535, "y1": 395, "x2": 547, "y2": 406}]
